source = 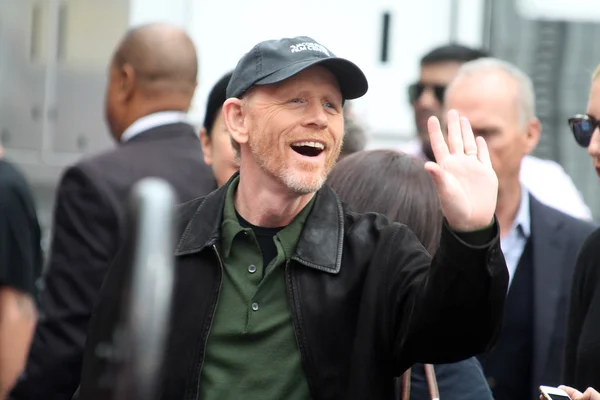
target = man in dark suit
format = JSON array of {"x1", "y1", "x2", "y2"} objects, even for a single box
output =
[
  {"x1": 9, "y1": 23, "x2": 216, "y2": 400},
  {"x1": 444, "y1": 57, "x2": 597, "y2": 400}
]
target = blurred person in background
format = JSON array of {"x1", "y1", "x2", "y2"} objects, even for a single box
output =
[
  {"x1": 339, "y1": 101, "x2": 367, "y2": 159},
  {"x1": 10, "y1": 23, "x2": 216, "y2": 400},
  {"x1": 200, "y1": 71, "x2": 239, "y2": 187},
  {"x1": 327, "y1": 149, "x2": 493, "y2": 400},
  {"x1": 563, "y1": 63, "x2": 600, "y2": 392},
  {"x1": 0, "y1": 146, "x2": 43, "y2": 399},
  {"x1": 401, "y1": 44, "x2": 489, "y2": 162},
  {"x1": 400, "y1": 44, "x2": 592, "y2": 221},
  {"x1": 445, "y1": 57, "x2": 596, "y2": 400}
]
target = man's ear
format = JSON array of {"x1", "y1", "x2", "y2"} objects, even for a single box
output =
[
  {"x1": 199, "y1": 128, "x2": 213, "y2": 166},
  {"x1": 222, "y1": 98, "x2": 249, "y2": 149},
  {"x1": 119, "y1": 63, "x2": 136, "y2": 102},
  {"x1": 524, "y1": 117, "x2": 541, "y2": 155}
]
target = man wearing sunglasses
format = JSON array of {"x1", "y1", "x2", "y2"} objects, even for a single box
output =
[
  {"x1": 399, "y1": 44, "x2": 592, "y2": 221},
  {"x1": 404, "y1": 44, "x2": 489, "y2": 162}
]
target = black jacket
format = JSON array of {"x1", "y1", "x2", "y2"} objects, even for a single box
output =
[
  {"x1": 563, "y1": 226, "x2": 600, "y2": 390},
  {"x1": 10, "y1": 123, "x2": 217, "y2": 400},
  {"x1": 78, "y1": 176, "x2": 509, "y2": 400}
]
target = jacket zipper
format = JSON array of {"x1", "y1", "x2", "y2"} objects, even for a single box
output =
[
  {"x1": 285, "y1": 261, "x2": 318, "y2": 399},
  {"x1": 194, "y1": 244, "x2": 224, "y2": 399}
]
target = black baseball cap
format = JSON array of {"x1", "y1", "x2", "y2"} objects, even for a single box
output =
[
  {"x1": 203, "y1": 71, "x2": 233, "y2": 135},
  {"x1": 226, "y1": 36, "x2": 368, "y2": 100}
]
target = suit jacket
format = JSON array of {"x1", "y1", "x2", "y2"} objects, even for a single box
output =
[
  {"x1": 9, "y1": 123, "x2": 217, "y2": 400},
  {"x1": 527, "y1": 195, "x2": 596, "y2": 396}
]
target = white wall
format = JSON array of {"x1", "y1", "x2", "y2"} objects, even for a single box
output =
[
  {"x1": 128, "y1": 0, "x2": 193, "y2": 27},
  {"x1": 187, "y1": 1, "x2": 485, "y2": 149}
]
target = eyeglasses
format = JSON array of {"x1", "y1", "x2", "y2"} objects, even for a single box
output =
[
  {"x1": 568, "y1": 114, "x2": 600, "y2": 147},
  {"x1": 408, "y1": 82, "x2": 446, "y2": 104}
]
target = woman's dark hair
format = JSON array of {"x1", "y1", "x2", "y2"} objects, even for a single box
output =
[
  {"x1": 327, "y1": 149, "x2": 443, "y2": 255},
  {"x1": 202, "y1": 71, "x2": 233, "y2": 136}
]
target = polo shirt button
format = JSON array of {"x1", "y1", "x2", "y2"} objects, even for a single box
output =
[
  {"x1": 248, "y1": 265, "x2": 257, "y2": 273},
  {"x1": 251, "y1": 302, "x2": 259, "y2": 311}
]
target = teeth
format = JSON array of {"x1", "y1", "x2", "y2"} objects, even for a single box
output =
[{"x1": 293, "y1": 141, "x2": 325, "y2": 150}]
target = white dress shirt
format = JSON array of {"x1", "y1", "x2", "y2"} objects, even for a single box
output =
[
  {"x1": 120, "y1": 111, "x2": 190, "y2": 143},
  {"x1": 500, "y1": 185, "x2": 531, "y2": 288}
]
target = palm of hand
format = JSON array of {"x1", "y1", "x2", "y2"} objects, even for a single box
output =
[{"x1": 425, "y1": 110, "x2": 499, "y2": 231}]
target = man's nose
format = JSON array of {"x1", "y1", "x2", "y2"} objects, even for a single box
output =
[
  {"x1": 304, "y1": 102, "x2": 329, "y2": 129},
  {"x1": 416, "y1": 87, "x2": 440, "y2": 109}
]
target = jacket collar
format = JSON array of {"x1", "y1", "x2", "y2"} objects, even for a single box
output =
[{"x1": 174, "y1": 172, "x2": 344, "y2": 274}]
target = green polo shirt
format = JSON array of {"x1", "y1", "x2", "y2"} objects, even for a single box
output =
[{"x1": 200, "y1": 176, "x2": 314, "y2": 399}]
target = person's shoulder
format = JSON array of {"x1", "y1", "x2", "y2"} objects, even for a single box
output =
[
  {"x1": 550, "y1": 205, "x2": 596, "y2": 234},
  {"x1": 535, "y1": 195, "x2": 596, "y2": 230},
  {"x1": 341, "y1": 202, "x2": 412, "y2": 244},
  {"x1": 0, "y1": 160, "x2": 36, "y2": 204},
  {"x1": 0, "y1": 159, "x2": 29, "y2": 187},
  {"x1": 579, "y1": 226, "x2": 600, "y2": 260},
  {"x1": 522, "y1": 154, "x2": 565, "y2": 171},
  {"x1": 173, "y1": 193, "x2": 213, "y2": 238},
  {"x1": 73, "y1": 145, "x2": 125, "y2": 172},
  {"x1": 57, "y1": 144, "x2": 137, "y2": 191},
  {"x1": 521, "y1": 155, "x2": 575, "y2": 183},
  {"x1": 572, "y1": 226, "x2": 600, "y2": 283},
  {"x1": 532, "y1": 196, "x2": 597, "y2": 245},
  {"x1": 175, "y1": 195, "x2": 207, "y2": 220}
]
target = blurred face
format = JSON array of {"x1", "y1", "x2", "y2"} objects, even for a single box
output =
[
  {"x1": 445, "y1": 71, "x2": 539, "y2": 194},
  {"x1": 412, "y1": 62, "x2": 463, "y2": 140},
  {"x1": 200, "y1": 110, "x2": 239, "y2": 187},
  {"x1": 239, "y1": 66, "x2": 344, "y2": 194},
  {"x1": 586, "y1": 79, "x2": 600, "y2": 178}
]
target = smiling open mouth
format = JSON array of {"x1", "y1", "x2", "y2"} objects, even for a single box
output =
[{"x1": 291, "y1": 141, "x2": 325, "y2": 157}]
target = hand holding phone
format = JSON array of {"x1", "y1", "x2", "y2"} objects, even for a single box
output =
[{"x1": 540, "y1": 386, "x2": 572, "y2": 400}]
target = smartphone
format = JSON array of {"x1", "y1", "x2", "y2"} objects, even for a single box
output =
[{"x1": 540, "y1": 385, "x2": 572, "y2": 400}]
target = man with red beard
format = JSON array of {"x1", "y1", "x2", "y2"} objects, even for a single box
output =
[{"x1": 78, "y1": 36, "x2": 509, "y2": 400}]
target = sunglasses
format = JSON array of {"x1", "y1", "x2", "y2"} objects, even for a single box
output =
[
  {"x1": 408, "y1": 82, "x2": 446, "y2": 104},
  {"x1": 568, "y1": 114, "x2": 600, "y2": 147}
]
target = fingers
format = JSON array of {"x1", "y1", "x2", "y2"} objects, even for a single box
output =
[
  {"x1": 460, "y1": 116, "x2": 477, "y2": 155},
  {"x1": 476, "y1": 136, "x2": 492, "y2": 167},
  {"x1": 430, "y1": 110, "x2": 490, "y2": 166},
  {"x1": 424, "y1": 161, "x2": 448, "y2": 195},
  {"x1": 446, "y1": 109, "x2": 464, "y2": 154},
  {"x1": 427, "y1": 116, "x2": 449, "y2": 162},
  {"x1": 559, "y1": 385, "x2": 583, "y2": 398},
  {"x1": 582, "y1": 387, "x2": 600, "y2": 400}
]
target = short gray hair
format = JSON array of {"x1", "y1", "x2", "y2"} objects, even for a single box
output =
[{"x1": 446, "y1": 57, "x2": 536, "y2": 128}]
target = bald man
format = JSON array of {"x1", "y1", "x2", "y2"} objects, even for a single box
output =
[{"x1": 9, "y1": 23, "x2": 216, "y2": 400}]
